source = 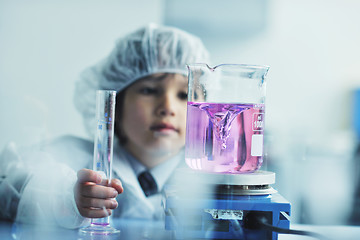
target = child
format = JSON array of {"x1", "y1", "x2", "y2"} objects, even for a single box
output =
[
  {"x1": 0, "y1": 23, "x2": 209, "y2": 228},
  {"x1": 73, "y1": 23, "x2": 209, "y2": 224}
]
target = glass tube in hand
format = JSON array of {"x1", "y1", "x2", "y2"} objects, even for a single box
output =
[{"x1": 79, "y1": 90, "x2": 119, "y2": 235}]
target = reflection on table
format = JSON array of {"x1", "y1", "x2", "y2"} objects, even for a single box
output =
[{"x1": 1, "y1": 219, "x2": 360, "y2": 240}]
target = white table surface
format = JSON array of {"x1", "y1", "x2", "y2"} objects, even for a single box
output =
[{"x1": 1, "y1": 219, "x2": 360, "y2": 240}]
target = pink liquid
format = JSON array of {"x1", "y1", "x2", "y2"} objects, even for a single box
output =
[{"x1": 185, "y1": 102, "x2": 265, "y2": 173}]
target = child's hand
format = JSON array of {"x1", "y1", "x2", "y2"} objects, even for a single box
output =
[{"x1": 74, "y1": 168, "x2": 123, "y2": 218}]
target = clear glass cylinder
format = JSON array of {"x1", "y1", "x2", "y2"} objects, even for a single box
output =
[
  {"x1": 185, "y1": 64, "x2": 269, "y2": 174},
  {"x1": 92, "y1": 90, "x2": 116, "y2": 226},
  {"x1": 79, "y1": 90, "x2": 119, "y2": 235}
]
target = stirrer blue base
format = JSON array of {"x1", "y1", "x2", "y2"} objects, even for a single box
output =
[
  {"x1": 165, "y1": 192, "x2": 290, "y2": 240},
  {"x1": 164, "y1": 170, "x2": 291, "y2": 240}
]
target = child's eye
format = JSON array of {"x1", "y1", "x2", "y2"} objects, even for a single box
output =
[
  {"x1": 139, "y1": 87, "x2": 158, "y2": 95},
  {"x1": 178, "y1": 91, "x2": 188, "y2": 100}
]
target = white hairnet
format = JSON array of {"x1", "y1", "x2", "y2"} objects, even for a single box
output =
[{"x1": 74, "y1": 23, "x2": 210, "y2": 138}]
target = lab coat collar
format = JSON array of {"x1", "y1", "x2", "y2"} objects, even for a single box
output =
[
  {"x1": 112, "y1": 138, "x2": 184, "y2": 192},
  {"x1": 112, "y1": 143, "x2": 140, "y2": 190},
  {"x1": 149, "y1": 150, "x2": 184, "y2": 191}
]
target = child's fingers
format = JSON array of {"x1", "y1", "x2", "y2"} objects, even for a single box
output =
[
  {"x1": 110, "y1": 178, "x2": 124, "y2": 194},
  {"x1": 78, "y1": 196, "x2": 118, "y2": 209},
  {"x1": 80, "y1": 184, "x2": 118, "y2": 199},
  {"x1": 77, "y1": 169, "x2": 102, "y2": 184},
  {"x1": 78, "y1": 208, "x2": 112, "y2": 219}
]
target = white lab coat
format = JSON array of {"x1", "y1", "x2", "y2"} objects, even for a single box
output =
[{"x1": 0, "y1": 135, "x2": 184, "y2": 229}]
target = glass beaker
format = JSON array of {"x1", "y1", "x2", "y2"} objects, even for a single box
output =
[{"x1": 185, "y1": 64, "x2": 269, "y2": 173}]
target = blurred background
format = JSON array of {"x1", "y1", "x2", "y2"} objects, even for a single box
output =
[{"x1": 1, "y1": 0, "x2": 360, "y2": 226}]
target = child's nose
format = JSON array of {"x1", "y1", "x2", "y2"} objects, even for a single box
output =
[{"x1": 156, "y1": 94, "x2": 176, "y2": 116}]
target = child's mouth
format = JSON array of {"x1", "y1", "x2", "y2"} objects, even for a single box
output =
[{"x1": 150, "y1": 123, "x2": 178, "y2": 133}]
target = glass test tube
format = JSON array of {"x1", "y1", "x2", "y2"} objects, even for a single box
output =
[{"x1": 79, "y1": 90, "x2": 119, "y2": 235}]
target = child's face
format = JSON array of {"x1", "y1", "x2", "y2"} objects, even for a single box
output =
[{"x1": 119, "y1": 73, "x2": 188, "y2": 163}]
